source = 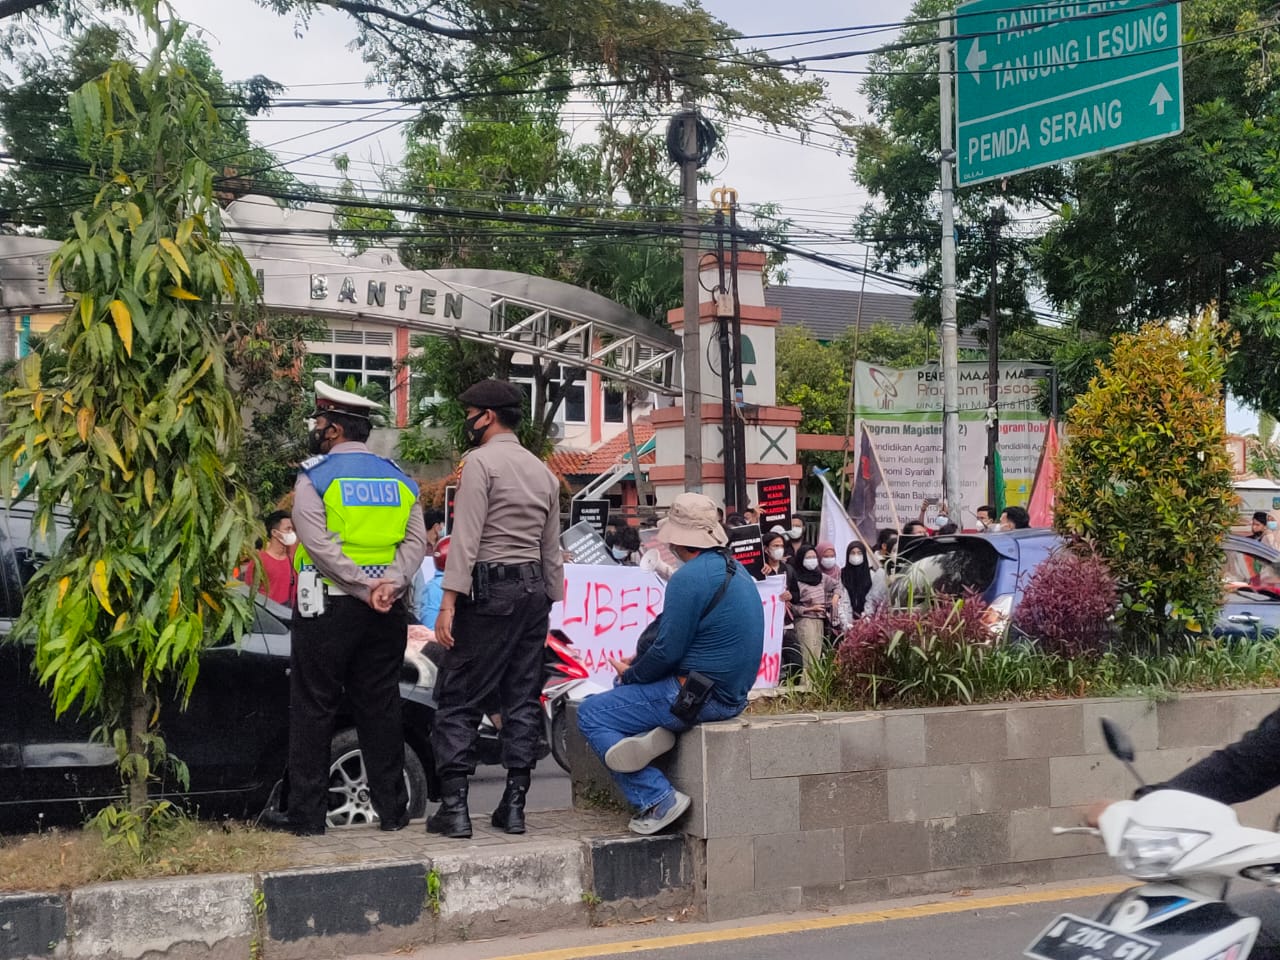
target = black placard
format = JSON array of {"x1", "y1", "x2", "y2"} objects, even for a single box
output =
[
  {"x1": 444, "y1": 484, "x2": 457, "y2": 535},
  {"x1": 756, "y1": 477, "x2": 793, "y2": 532},
  {"x1": 561, "y1": 520, "x2": 616, "y2": 566},
  {"x1": 570, "y1": 498, "x2": 611, "y2": 538},
  {"x1": 727, "y1": 524, "x2": 764, "y2": 579}
]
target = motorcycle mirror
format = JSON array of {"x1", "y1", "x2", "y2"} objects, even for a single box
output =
[
  {"x1": 1101, "y1": 718, "x2": 1147, "y2": 787},
  {"x1": 1101, "y1": 718, "x2": 1135, "y2": 762}
]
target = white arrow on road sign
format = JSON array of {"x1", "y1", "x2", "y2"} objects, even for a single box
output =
[
  {"x1": 1150, "y1": 82, "x2": 1173, "y2": 116},
  {"x1": 965, "y1": 38, "x2": 987, "y2": 84}
]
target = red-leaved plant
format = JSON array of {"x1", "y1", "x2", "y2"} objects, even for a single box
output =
[
  {"x1": 835, "y1": 590, "x2": 994, "y2": 705},
  {"x1": 1011, "y1": 549, "x2": 1118, "y2": 656}
]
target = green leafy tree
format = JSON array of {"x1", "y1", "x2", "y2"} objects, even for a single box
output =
[
  {"x1": 0, "y1": 22, "x2": 315, "y2": 511},
  {"x1": 229, "y1": 313, "x2": 328, "y2": 508},
  {"x1": 1054, "y1": 319, "x2": 1237, "y2": 646},
  {"x1": 253, "y1": 0, "x2": 825, "y2": 132},
  {"x1": 0, "y1": 4, "x2": 259, "y2": 822},
  {"x1": 777, "y1": 322, "x2": 941, "y2": 435},
  {"x1": 0, "y1": 24, "x2": 295, "y2": 236},
  {"x1": 851, "y1": 0, "x2": 1280, "y2": 415}
]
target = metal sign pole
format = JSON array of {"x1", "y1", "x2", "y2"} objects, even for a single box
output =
[{"x1": 939, "y1": 17, "x2": 964, "y2": 520}]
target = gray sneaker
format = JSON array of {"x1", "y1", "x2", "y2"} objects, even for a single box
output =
[
  {"x1": 604, "y1": 727, "x2": 677, "y2": 773},
  {"x1": 628, "y1": 790, "x2": 691, "y2": 835}
]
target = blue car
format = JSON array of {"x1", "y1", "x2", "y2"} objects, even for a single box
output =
[{"x1": 895, "y1": 530, "x2": 1280, "y2": 639}]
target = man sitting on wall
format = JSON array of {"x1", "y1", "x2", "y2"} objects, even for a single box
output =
[{"x1": 577, "y1": 493, "x2": 764, "y2": 835}]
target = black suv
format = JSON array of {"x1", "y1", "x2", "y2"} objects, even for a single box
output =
[{"x1": 0, "y1": 504, "x2": 437, "y2": 833}]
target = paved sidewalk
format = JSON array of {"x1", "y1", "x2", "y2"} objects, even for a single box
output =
[
  {"x1": 0, "y1": 808, "x2": 695, "y2": 960},
  {"x1": 291, "y1": 808, "x2": 629, "y2": 865}
]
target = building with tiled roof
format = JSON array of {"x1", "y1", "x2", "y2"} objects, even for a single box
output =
[
  {"x1": 547, "y1": 421, "x2": 656, "y2": 502},
  {"x1": 764, "y1": 284, "x2": 983, "y2": 350}
]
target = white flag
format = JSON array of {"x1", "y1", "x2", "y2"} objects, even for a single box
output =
[{"x1": 816, "y1": 471, "x2": 859, "y2": 563}]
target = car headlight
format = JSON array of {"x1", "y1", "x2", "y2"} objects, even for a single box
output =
[{"x1": 1118, "y1": 825, "x2": 1208, "y2": 879}]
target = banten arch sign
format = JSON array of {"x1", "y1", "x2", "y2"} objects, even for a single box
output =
[{"x1": 0, "y1": 195, "x2": 681, "y2": 393}]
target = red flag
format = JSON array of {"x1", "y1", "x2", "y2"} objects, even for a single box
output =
[{"x1": 1028, "y1": 420, "x2": 1060, "y2": 528}]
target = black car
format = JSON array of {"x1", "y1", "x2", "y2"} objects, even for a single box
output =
[{"x1": 0, "y1": 503, "x2": 438, "y2": 833}]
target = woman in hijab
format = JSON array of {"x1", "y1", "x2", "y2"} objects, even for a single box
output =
[
  {"x1": 789, "y1": 544, "x2": 838, "y2": 681},
  {"x1": 834, "y1": 541, "x2": 874, "y2": 631},
  {"x1": 816, "y1": 541, "x2": 841, "y2": 582}
]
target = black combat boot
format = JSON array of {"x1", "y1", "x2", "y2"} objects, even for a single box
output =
[
  {"x1": 426, "y1": 777, "x2": 472, "y2": 839},
  {"x1": 491, "y1": 769, "x2": 531, "y2": 834}
]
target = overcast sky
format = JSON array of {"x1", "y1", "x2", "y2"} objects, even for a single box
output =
[{"x1": 167, "y1": 0, "x2": 913, "y2": 291}]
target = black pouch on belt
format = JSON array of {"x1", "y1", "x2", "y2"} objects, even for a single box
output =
[{"x1": 670, "y1": 671, "x2": 716, "y2": 723}]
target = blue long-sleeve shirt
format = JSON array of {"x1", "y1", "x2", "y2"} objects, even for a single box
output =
[
  {"x1": 624, "y1": 549, "x2": 764, "y2": 706},
  {"x1": 413, "y1": 562, "x2": 445, "y2": 625}
]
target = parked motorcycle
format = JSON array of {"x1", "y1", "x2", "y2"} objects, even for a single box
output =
[
  {"x1": 1025, "y1": 719, "x2": 1280, "y2": 960},
  {"x1": 406, "y1": 628, "x2": 608, "y2": 773}
]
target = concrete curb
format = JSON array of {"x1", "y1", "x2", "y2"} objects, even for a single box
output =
[{"x1": 0, "y1": 834, "x2": 696, "y2": 960}]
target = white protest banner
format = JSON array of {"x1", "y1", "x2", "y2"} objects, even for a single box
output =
[
  {"x1": 551, "y1": 564, "x2": 786, "y2": 689},
  {"x1": 853, "y1": 360, "x2": 1052, "y2": 517}
]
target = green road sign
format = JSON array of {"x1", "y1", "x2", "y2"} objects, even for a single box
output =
[{"x1": 954, "y1": 0, "x2": 1183, "y2": 186}]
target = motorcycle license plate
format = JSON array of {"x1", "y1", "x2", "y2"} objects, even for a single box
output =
[{"x1": 1026, "y1": 914, "x2": 1159, "y2": 960}]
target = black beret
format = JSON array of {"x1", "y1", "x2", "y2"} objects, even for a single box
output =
[{"x1": 458, "y1": 379, "x2": 523, "y2": 410}]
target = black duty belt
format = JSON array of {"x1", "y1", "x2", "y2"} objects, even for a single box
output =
[{"x1": 482, "y1": 562, "x2": 543, "y2": 581}]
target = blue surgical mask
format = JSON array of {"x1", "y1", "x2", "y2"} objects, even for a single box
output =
[{"x1": 1268, "y1": 521, "x2": 1277, "y2": 531}]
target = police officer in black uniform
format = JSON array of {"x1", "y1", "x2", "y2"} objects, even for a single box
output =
[
  {"x1": 429, "y1": 380, "x2": 564, "y2": 838},
  {"x1": 265, "y1": 382, "x2": 428, "y2": 835}
]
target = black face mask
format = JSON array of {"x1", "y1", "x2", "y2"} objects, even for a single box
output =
[
  {"x1": 307, "y1": 425, "x2": 330, "y2": 455},
  {"x1": 463, "y1": 411, "x2": 489, "y2": 448}
]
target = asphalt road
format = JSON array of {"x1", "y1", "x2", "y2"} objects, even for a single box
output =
[
  {"x1": 466, "y1": 762, "x2": 571, "y2": 814},
  {"x1": 355, "y1": 882, "x2": 1124, "y2": 960}
]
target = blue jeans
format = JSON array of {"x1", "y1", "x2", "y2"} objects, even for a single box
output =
[{"x1": 576, "y1": 677, "x2": 744, "y2": 811}]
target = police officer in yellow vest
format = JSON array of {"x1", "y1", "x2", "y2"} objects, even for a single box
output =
[{"x1": 267, "y1": 381, "x2": 428, "y2": 835}]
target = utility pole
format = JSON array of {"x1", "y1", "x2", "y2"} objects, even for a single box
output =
[
  {"x1": 728, "y1": 193, "x2": 749, "y2": 515},
  {"x1": 985, "y1": 205, "x2": 1007, "y2": 508},
  {"x1": 714, "y1": 202, "x2": 737, "y2": 510},
  {"x1": 938, "y1": 19, "x2": 963, "y2": 520},
  {"x1": 679, "y1": 102, "x2": 704, "y2": 492}
]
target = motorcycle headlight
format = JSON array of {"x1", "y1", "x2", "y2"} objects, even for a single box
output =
[{"x1": 1118, "y1": 825, "x2": 1209, "y2": 879}]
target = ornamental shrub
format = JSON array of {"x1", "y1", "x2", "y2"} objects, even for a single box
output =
[
  {"x1": 835, "y1": 592, "x2": 993, "y2": 706},
  {"x1": 1054, "y1": 319, "x2": 1237, "y2": 646},
  {"x1": 1011, "y1": 549, "x2": 1119, "y2": 656}
]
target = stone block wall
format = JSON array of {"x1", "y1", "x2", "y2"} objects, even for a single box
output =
[{"x1": 569, "y1": 691, "x2": 1280, "y2": 921}]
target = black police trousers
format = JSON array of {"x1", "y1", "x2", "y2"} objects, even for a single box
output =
[
  {"x1": 287, "y1": 595, "x2": 409, "y2": 830},
  {"x1": 432, "y1": 572, "x2": 552, "y2": 778}
]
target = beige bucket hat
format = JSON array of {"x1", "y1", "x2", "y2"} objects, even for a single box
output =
[{"x1": 656, "y1": 493, "x2": 728, "y2": 549}]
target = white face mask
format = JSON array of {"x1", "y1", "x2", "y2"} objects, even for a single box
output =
[
  {"x1": 277, "y1": 530, "x2": 297, "y2": 547},
  {"x1": 789, "y1": 527, "x2": 804, "y2": 540},
  {"x1": 610, "y1": 546, "x2": 630, "y2": 560},
  {"x1": 935, "y1": 516, "x2": 950, "y2": 527},
  {"x1": 769, "y1": 547, "x2": 786, "y2": 561},
  {"x1": 820, "y1": 556, "x2": 838, "y2": 570},
  {"x1": 802, "y1": 557, "x2": 820, "y2": 571},
  {"x1": 848, "y1": 553, "x2": 865, "y2": 566}
]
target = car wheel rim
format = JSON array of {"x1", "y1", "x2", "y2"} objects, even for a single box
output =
[{"x1": 326, "y1": 748, "x2": 414, "y2": 828}]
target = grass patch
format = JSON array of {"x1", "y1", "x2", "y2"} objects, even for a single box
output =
[
  {"x1": 751, "y1": 634, "x2": 1280, "y2": 715},
  {"x1": 0, "y1": 819, "x2": 294, "y2": 892}
]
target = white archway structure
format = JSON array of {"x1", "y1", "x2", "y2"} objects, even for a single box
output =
[{"x1": 0, "y1": 195, "x2": 681, "y2": 395}]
